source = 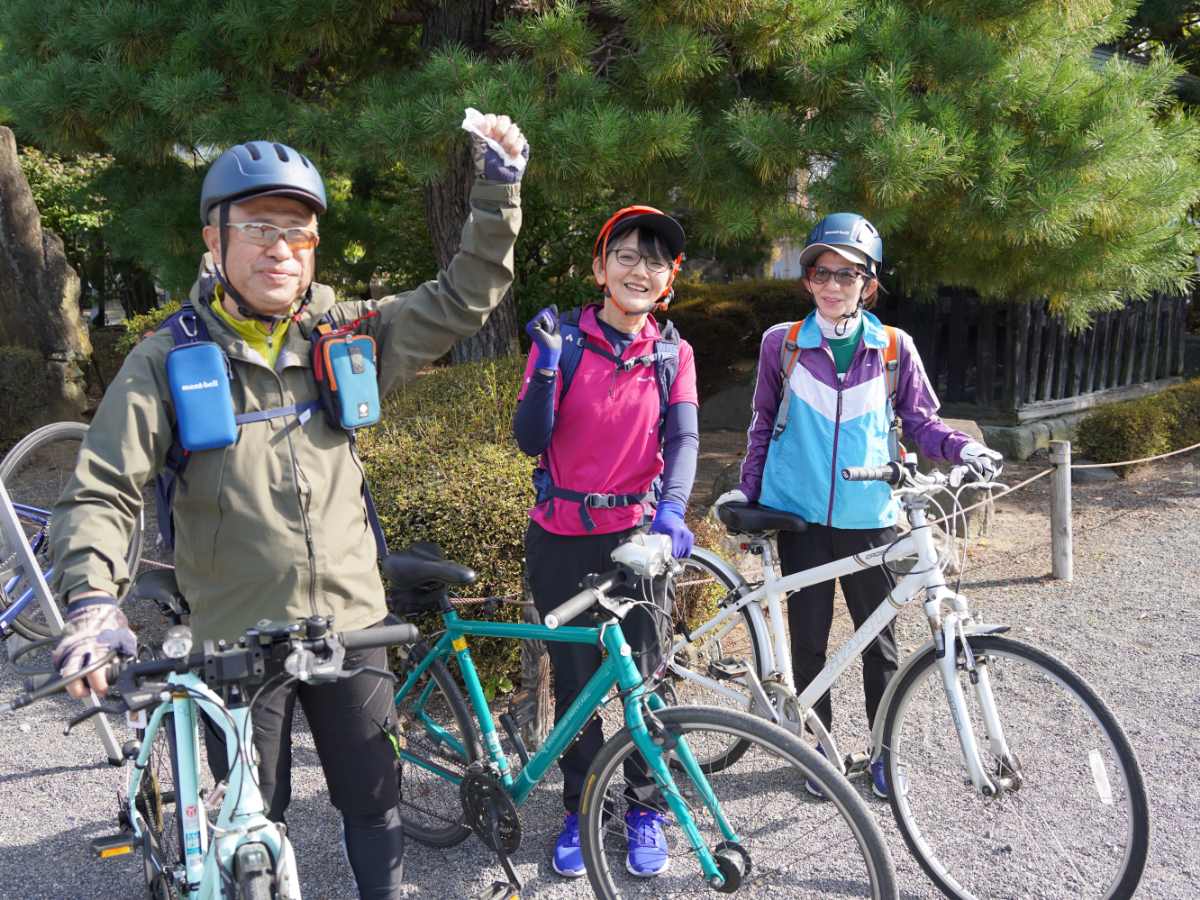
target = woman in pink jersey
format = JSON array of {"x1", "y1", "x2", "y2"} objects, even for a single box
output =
[{"x1": 512, "y1": 206, "x2": 699, "y2": 880}]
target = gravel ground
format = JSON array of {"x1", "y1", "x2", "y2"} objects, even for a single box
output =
[{"x1": 2, "y1": 451, "x2": 1197, "y2": 899}]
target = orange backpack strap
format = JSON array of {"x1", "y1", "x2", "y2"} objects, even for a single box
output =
[
  {"x1": 772, "y1": 321, "x2": 806, "y2": 441},
  {"x1": 883, "y1": 325, "x2": 900, "y2": 407}
]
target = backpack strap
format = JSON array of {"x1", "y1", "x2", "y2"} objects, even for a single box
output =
[
  {"x1": 653, "y1": 320, "x2": 681, "y2": 437},
  {"x1": 772, "y1": 321, "x2": 804, "y2": 441},
  {"x1": 556, "y1": 306, "x2": 586, "y2": 404},
  {"x1": 882, "y1": 325, "x2": 903, "y2": 463}
]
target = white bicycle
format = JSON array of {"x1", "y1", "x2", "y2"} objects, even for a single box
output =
[{"x1": 666, "y1": 456, "x2": 1150, "y2": 900}]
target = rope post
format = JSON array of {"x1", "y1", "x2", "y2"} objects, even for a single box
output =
[{"x1": 1050, "y1": 440, "x2": 1074, "y2": 582}]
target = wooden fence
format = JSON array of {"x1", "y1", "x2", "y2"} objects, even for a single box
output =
[{"x1": 881, "y1": 291, "x2": 1191, "y2": 421}]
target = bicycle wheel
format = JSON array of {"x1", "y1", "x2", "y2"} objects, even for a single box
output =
[
  {"x1": 395, "y1": 644, "x2": 484, "y2": 847},
  {"x1": 881, "y1": 635, "x2": 1150, "y2": 900},
  {"x1": 136, "y1": 710, "x2": 186, "y2": 900},
  {"x1": 666, "y1": 548, "x2": 774, "y2": 772},
  {"x1": 0, "y1": 421, "x2": 144, "y2": 639},
  {"x1": 579, "y1": 705, "x2": 897, "y2": 900}
]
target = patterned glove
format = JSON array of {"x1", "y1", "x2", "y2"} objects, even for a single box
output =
[
  {"x1": 52, "y1": 596, "x2": 136, "y2": 680},
  {"x1": 649, "y1": 501, "x2": 694, "y2": 560},
  {"x1": 957, "y1": 442, "x2": 1004, "y2": 485},
  {"x1": 470, "y1": 134, "x2": 530, "y2": 184},
  {"x1": 525, "y1": 305, "x2": 562, "y2": 370}
]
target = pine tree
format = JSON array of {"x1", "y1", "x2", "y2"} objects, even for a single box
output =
[{"x1": 2, "y1": 0, "x2": 1196, "y2": 355}]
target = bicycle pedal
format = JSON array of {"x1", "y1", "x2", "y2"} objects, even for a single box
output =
[
  {"x1": 844, "y1": 751, "x2": 871, "y2": 775},
  {"x1": 498, "y1": 711, "x2": 531, "y2": 767},
  {"x1": 708, "y1": 658, "x2": 750, "y2": 681},
  {"x1": 505, "y1": 690, "x2": 538, "y2": 728},
  {"x1": 477, "y1": 881, "x2": 519, "y2": 900},
  {"x1": 89, "y1": 833, "x2": 135, "y2": 859}
]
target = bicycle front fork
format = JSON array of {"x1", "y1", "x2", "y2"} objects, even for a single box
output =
[{"x1": 927, "y1": 601, "x2": 1019, "y2": 798}]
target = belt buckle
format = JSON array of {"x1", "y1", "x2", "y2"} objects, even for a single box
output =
[{"x1": 585, "y1": 493, "x2": 617, "y2": 509}]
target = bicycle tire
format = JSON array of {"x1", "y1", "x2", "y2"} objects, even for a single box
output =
[
  {"x1": 0, "y1": 421, "x2": 145, "y2": 639},
  {"x1": 395, "y1": 645, "x2": 484, "y2": 847},
  {"x1": 579, "y1": 705, "x2": 898, "y2": 900},
  {"x1": 881, "y1": 635, "x2": 1150, "y2": 900},
  {"x1": 665, "y1": 548, "x2": 774, "y2": 773},
  {"x1": 136, "y1": 710, "x2": 187, "y2": 900}
]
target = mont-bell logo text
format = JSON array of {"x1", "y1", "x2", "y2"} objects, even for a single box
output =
[{"x1": 181, "y1": 380, "x2": 219, "y2": 391}]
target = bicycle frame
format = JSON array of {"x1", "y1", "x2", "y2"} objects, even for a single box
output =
[
  {"x1": 668, "y1": 506, "x2": 1014, "y2": 797},
  {"x1": 0, "y1": 504, "x2": 50, "y2": 631},
  {"x1": 393, "y1": 608, "x2": 736, "y2": 884},
  {"x1": 130, "y1": 672, "x2": 301, "y2": 900}
]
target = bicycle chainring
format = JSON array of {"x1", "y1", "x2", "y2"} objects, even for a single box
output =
[
  {"x1": 757, "y1": 680, "x2": 802, "y2": 734},
  {"x1": 460, "y1": 772, "x2": 522, "y2": 854}
]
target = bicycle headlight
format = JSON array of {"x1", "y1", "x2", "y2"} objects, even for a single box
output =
[{"x1": 162, "y1": 625, "x2": 194, "y2": 659}]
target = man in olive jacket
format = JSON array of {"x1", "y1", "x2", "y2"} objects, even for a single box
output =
[{"x1": 47, "y1": 115, "x2": 527, "y2": 899}]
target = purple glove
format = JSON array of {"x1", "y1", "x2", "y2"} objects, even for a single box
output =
[
  {"x1": 52, "y1": 595, "x2": 136, "y2": 680},
  {"x1": 649, "y1": 500, "x2": 694, "y2": 559},
  {"x1": 525, "y1": 305, "x2": 562, "y2": 370},
  {"x1": 471, "y1": 136, "x2": 530, "y2": 184}
]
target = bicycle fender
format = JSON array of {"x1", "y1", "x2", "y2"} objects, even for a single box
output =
[{"x1": 868, "y1": 621, "x2": 1011, "y2": 764}]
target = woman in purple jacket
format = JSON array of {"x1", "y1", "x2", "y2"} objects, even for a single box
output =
[{"x1": 713, "y1": 213, "x2": 1003, "y2": 800}]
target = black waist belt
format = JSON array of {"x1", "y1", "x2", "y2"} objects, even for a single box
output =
[{"x1": 545, "y1": 486, "x2": 656, "y2": 532}]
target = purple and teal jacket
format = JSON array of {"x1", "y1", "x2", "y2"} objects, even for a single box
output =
[{"x1": 736, "y1": 311, "x2": 972, "y2": 530}]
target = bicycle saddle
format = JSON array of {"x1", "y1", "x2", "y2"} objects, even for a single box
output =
[
  {"x1": 382, "y1": 542, "x2": 477, "y2": 590},
  {"x1": 716, "y1": 501, "x2": 808, "y2": 535},
  {"x1": 131, "y1": 568, "x2": 191, "y2": 616}
]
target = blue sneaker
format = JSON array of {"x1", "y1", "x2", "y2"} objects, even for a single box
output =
[
  {"x1": 625, "y1": 809, "x2": 669, "y2": 877},
  {"x1": 871, "y1": 757, "x2": 907, "y2": 799},
  {"x1": 806, "y1": 742, "x2": 828, "y2": 798},
  {"x1": 552, "y1": 813, "x2": 585, "y2": 878}
]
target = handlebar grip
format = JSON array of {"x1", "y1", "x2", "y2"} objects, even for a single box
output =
[
  {"x1": 545, "y1": 588, "x2": 602, "y2": 630},
  {"x1": 842, "y1": 462, "x2": 905, "y2": 485},
  {"x1": 342, "y1": 624, "x2": 421, "y2": 651}
]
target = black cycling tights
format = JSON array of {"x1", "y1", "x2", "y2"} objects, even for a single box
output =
[{"x1": 341, "y1": 806, "x2": 405, "y2": 900}]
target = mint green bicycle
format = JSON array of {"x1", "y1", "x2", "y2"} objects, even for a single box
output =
[{"x1": 388, "y1": 534, "x2": 898, "y2": 899}]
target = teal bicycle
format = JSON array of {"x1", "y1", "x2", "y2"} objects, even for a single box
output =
[
  {"x1": 4, "y1": 573, "x2": 420, "y2": 900},
  {"x1": 388, "y1": 534, "x2": 898, "y2": 899}
]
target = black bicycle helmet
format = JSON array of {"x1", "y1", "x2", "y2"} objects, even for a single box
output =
[
  {"x1": 199, "y1": 141, "x2": 326, "y2": 225},
  {"x1": 798, "y1": 213, "x2": 883, "y2": 276}
]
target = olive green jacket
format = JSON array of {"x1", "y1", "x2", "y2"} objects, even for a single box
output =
[{"x1": 48, "y1": 180, "x2": 521, "y2": 643}]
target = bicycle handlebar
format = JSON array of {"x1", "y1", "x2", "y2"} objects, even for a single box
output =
[
  {"x1": 545, "y1": 568, "x2": 628, "y2": 629},
  {"x1": 842, "y1": 462, "x2": 907, "y2": 485},
  {"x1": 343, "y1": 623, "x2": 420, "y2": 651}
]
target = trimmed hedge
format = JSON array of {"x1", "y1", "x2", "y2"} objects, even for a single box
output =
[
  {"x1": 668, "y1": 278, "x2": 812, "y2": 398},
  {"x1": 1076, "y1": 378, "x2": 1200, "y2": 471}
]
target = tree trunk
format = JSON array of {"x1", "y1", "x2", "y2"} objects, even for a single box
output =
[
  {"x1": 0, "y1": 126, "x2": 90, "y2": 426},
  {"x1": 120, "y1": 266, "x2": 159, "y2": 318},
  {"x1": 420, "y1": 0, "x2": 519, "y2": 363}
]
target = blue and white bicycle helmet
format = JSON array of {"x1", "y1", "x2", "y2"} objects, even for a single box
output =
[
  {"x1": 797, "y1": 213, "x2": 883, "y2": 277},
  {"x1": 199, "y1": 141, "x2": 326, "y2": 225}
]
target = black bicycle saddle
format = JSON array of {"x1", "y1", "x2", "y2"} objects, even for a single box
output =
[
  {"x1": 716, "y1": 501, "x2": 808, "y2": 535},
  {"x1": 382, "y1": 542, "x2": 477, "y2": 590},
  {"x1": 131, "y1": 568, "x2": 191, "y2": 616}
]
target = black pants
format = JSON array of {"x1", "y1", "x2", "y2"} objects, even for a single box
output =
[
  {"x1": 778, "y1": 523, "x2": 900, "y2": 734},
  {"x1": 526, "y1": 520, "x2": 671, "y2": 815},
  {"x1": 204, "y1": 635, "x2": 404, "y2": 898}
]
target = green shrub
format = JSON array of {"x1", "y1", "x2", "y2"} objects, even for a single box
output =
[
  {"x1": 1076, "y1": 378, "x2": 1200, "y2": 470},
  {"x1": 117, "y1": 301, "x2": 181, "y2": 355},
  {"x1": 668, "y1": 278, "x2": 811, "y2": 397},
  {"x1": 0, "y1": 346, "x2": 50, "y2": 453},
  {"x1": 357, "y1": 355, "x2": 536, "y2": 684}
]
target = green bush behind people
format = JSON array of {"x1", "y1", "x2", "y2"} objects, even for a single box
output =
[{"x1": 1077, "y1": 379, "x2": 1200, "y2": 470}]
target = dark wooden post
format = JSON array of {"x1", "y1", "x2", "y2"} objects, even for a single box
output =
[
  {"x1": 976, "y1": 303, "x2": 997, "y2": 406},
  {"x1": 1177, "y1": 296, "x2": 1188, "y2": 376},
  {"x1": 1005, "y1": 303, "x2": 1031, "y2": 412},
  {"x1": 1054, "y1": 317, "x2": 1071, "y2": 399},
  {"x1": 946, "y1": 290, "x2": 969, "y2": 403},
  {"x1": 1119, "y1": 303, "x2": 1138, "y2": 386},
  {"x1": 1097, "y1": 310, "x2": 1115, "y2": 390},
  {"x1": 1039, "y1": 312, "x2": 1058, "y2": 402},
  {"x1": 1081, "y1": 315, "x2": 1100, "y2": 394},
  {"x1": 1027, "y1": 303, "x2": 1046, "y2": 405},
  {"x1": 1147, "y1": 294, "x2": 1163, "y2": 381}
]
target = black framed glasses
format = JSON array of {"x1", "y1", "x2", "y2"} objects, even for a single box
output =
[
  {"x1": 226, "y1": 222, "x2": 320, "y2": 251},
  {"x1": 806, "y1": 266, "x2": 868, "y2": 286},
  {"x1": 610, "y1": 247, "x2": 671, "y2": 274}
]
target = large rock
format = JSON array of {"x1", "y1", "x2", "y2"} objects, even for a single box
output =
[
  {"x1": 0, "y1": 126, "x2": 89, "y2": 425},
  {"x1": 699, "y1": 363, "x2": 758, "y2": 431}
]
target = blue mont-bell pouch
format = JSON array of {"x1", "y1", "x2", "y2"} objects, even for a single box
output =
[
  {"x1": 315, "y1": 333, "x2": 380, "y2": 430},
  {"x1": 166, "y1": 341, "x2": 238, "y2": 451}
]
